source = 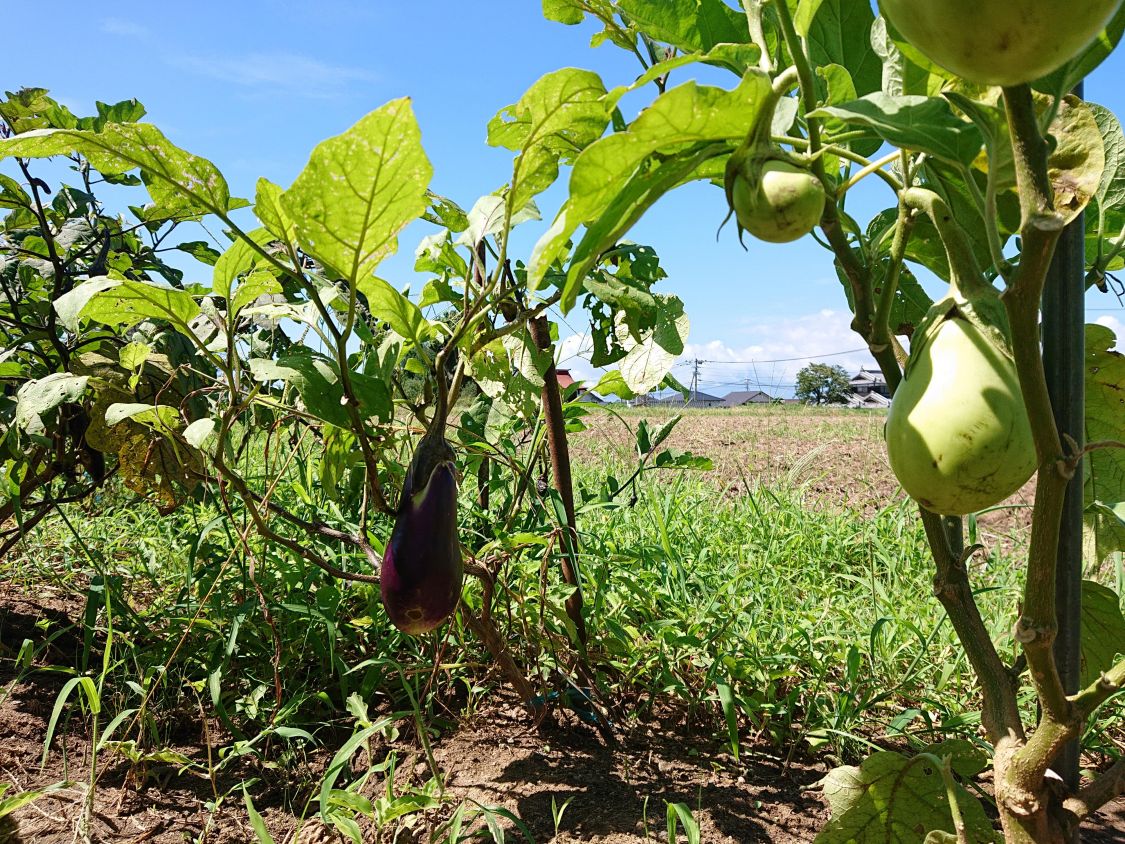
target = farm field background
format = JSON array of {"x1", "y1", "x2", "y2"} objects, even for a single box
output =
[{"x1": 2, "y1": 405, "x2": 1119, "y2": 843}]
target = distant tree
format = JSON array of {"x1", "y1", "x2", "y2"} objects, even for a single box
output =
[{"x1": 795, "y1": 363, "x2": 851, "y2": 405}]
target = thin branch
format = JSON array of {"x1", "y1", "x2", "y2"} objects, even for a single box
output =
[{"x1": 1064, "y1": 756, "x2": 1125, "y2": 820}]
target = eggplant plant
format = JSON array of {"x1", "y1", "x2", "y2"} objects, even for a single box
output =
[
  {"x1": 0, "y1": 80, "x2": 694, "y2": 717},
  {"x1": 529, "y1": 1, "x2": 1125, "y2": 841},
  {"x1": 2, "y1": 1, "x2": 1124, "y2": 840}
]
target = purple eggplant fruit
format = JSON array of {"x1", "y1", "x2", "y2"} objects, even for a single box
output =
[{"x1": 380, "y1": 433, "x2": 464, "y2": 634}]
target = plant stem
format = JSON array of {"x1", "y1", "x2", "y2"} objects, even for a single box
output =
[
  {"x1": 527, "y1": 315, "x2": 588, "y2": 650},
  {"x1": 919, "y1": 509, "x2": 1023, "y2": 742},
  {"x1": 870, "y1": 197, "x2": 915, "y2": 384}
]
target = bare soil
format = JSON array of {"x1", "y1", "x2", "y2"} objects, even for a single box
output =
[
  {"x1": 0, "y1": 583, "x2": 828, "y2": 843},
  {"x1": 3, "y1": 579, "x2": 1123, "y2": 843}
]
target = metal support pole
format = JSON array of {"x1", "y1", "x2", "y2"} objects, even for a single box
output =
[{"x1": 1042, "y1": 83, "x2": 1085, "y2": 799}]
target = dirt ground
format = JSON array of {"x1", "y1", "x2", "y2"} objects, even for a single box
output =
[
  {"x1": 3, "y1": 578, "x2": 1123, "y2": 843},
  {"x1": 0, "y1": 584, "x2": 828, "y2": 843}
]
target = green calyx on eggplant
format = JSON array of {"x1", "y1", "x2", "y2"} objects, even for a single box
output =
[
  {"x1": 884, "y1": 258, "x2": 1036, "y2": 516},
  {"x1": 380, "y1": 428, "x2": 464, "y2": 635},
  {"x1": 722, "y1": 73, "x2": 825, "y2": 245}
]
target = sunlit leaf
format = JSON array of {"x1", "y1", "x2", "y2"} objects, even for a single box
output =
[{"x1": 281, "y1": 98, "x2": 431, "y2": 285}]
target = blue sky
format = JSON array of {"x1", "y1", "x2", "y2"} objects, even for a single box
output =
[{"x1": 6, "y1": 1, "x2": 1124, "y2": 396}]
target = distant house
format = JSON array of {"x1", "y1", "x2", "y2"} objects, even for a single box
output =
[
  {"x1": 721, "y1": 390, "x2": 774, "y2": 408},
  {"x1": 556, "y1": 369, "x2": 601, "y2": 402},
  {"x1": 555, "y1": 369, "x2": 577, "y2": 391},
  {"x1": 849, "y1": 367, "x2": 890, "y2": 399},
  {"x1": 846, "y1": 392, "x2": 891, "y2": 409},
  {"x1": 632, "y1": 389, "x2": 724, "y2": 408},
  {"x1": 675, "y1": 389, "x2": 724, "y2": 408}
]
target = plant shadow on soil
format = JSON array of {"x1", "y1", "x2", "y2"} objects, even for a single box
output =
[
  {"x1": 0, "y1": 584, "x2": 827, "y2": 843},
  {"x1": 3, "y1": 566, "x2": 1125, "y2": 842}
]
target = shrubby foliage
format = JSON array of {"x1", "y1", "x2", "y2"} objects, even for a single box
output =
[{"x1": 2, "y1": 0, "x2": 1125, "y2": 840}]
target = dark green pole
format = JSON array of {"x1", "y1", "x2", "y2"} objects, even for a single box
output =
[{"x1": 1041, "y1": 83, "x2": 1085, "y2": 798}]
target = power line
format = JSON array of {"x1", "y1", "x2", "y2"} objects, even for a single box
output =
[{"x1": 697, "y1": 347, "x2": 870, "y2": 364}]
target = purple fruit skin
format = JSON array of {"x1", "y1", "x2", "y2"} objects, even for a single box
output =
[{"x1": 381, "y1": 461, "x2": 463, "y2": 634}]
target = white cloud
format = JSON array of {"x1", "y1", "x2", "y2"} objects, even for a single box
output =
[
  {"x1": 683, "y1": 309, "x2": 876, "y2": 395},
  {"x1": 101, "y1": 18, "x2": 150, "y2": 38},
  {"x1": 553, "y1": 309, "x2": 879, "y2": 398},
  {"x1": 170, "y1": 52, "x2": 376, "y2": 99},
  {"x1": 1094, "y1": 314, "x2": 1123, "y2": 347}
]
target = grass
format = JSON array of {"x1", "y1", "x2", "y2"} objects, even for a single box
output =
[{"x1": 0, "y1": 406, "x2": 1120, "y2": 841}]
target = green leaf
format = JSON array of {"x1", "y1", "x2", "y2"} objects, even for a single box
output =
[
  {"x1": 65, "y1": 278, "x2": 200, "y2": 332},
  {"x1": 466, "y1": 340, "x2": 541, "y2": 422},
  {"x1": 243, "y1": 788, "x2": 276, "y2": 844},
  {"x1": 1091, "y1": 103, "x2": 1125, "y2": 215},
  {"x1": 105, "y1": 403, "x2": 181, "y2": 434},
  {"x1": 183, "y1": 418, "x2": 217, "y2": 451},
  {"x1": 809, "y1": 94, "x2": 983, "y2": 164},
  {"x1": 803, "y1": 0, "x2": 882, "y2": 98},
  {"x1": 255, "y1": 177, "x2": 298, "y2": 245},
  {"x1": 455, "y1": 194, "x2": 540, "y2": 248},
  {"x1": 118, "y1": 340, "x2": 151, "y2": 373},
  {"x1": 617, "y1": 294, "x2": 689, "y2": 394},
  {"x1": 0, "y1": 173, "x2": 32, "y2": 210},
  {"x1": 0, "y1": 783, "x2": 61, "y2": 819},
  {"x1": 231, "y1": 270, "x2": 282, "y2": 319},
  {"x1": 0, "y1": 123, "x2": 243, "y2": 217},
  {"x1": 917, "y1": 739, "x2": 989, "y2": 779},
  {"x1": 562, "y1": 142, "x2": 722, "y2": 311},
  {"x1": 318, "y1": 724, "x2": 386, "y2": 822},
  {"x1": 530, "y1": 72, "x2": 773, "y2": 301},
  {"x1": 543, "y1": 0, "x2": 586, "y2": 25},
  {"x1": 794, "y1": 0, "x2": 827, "y2": 37},
  {"x1": 357, "y1": 276, "x2": 433, "y2": 349},
  {"x1": 1084, "y1": 324, "x2": 1125, "y2": 561},
  {"x1": 281, "y1": 98, "x2": 432, "y2": 284},
  {"x1": 175, "y1": 240, "x2": 222, "y2": 266},
  {"x1": 75, "y1": 98, "x2": 147, "y2": 132},
  {"x1": 488, "y1": 68, "x2": 610, "y2": 211},
  {"x1": 617, "y1": 0, "x2": 747, "y2": 53},
  {"x1": 665, "y1": 802, "x2": 700, "y2": 844},
  {"x1": 817, "y1": 63, "x2": 881, "y2": 157},
  {"x1": 591, "y1": 370, "x2": 636, "y2": 400},
  {"x1": 248, "y1": 352, "x2": 391, "y2": 427},
  {"x1": 1047, "y1": 96, "x2": 1107, "y2": 224},
  {"x1": 815, "y1": 752, "x2": 997, "y2": 843},
  {"x1": 605, "y1": 47, "x2": 761, "y2": 110},
  {"x1": 15, "y1": 373, "x2": 90, "y2": 436},
  {"x1": 1080, "y1": 580, "x2": 1125, "y2": 688},
  {"x1": 869, "y1": 16, "x2": 945, "y2": 98},
  {"x1": 213, "y1": 227, "x2": 276, "y2": 300},
  {"x1": 503, "y1": 329, "x2": 551, "y2": 387}
]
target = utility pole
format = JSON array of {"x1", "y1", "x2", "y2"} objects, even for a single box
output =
[{"x1": 690, "y1": 358, "x2": 702, "y2": 399}]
